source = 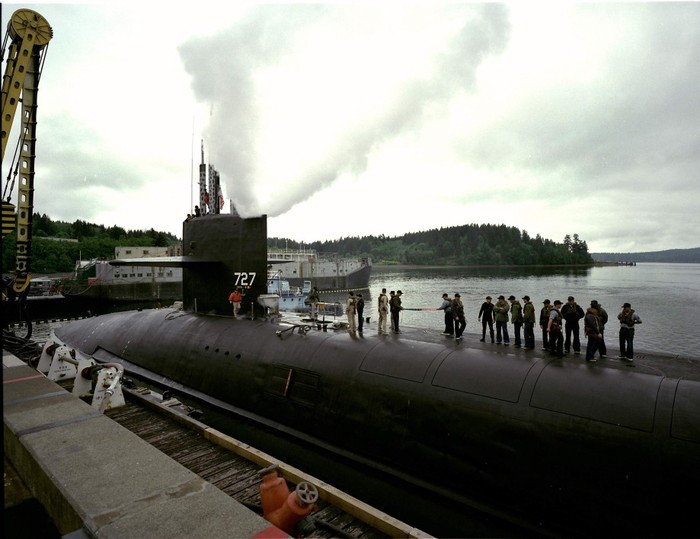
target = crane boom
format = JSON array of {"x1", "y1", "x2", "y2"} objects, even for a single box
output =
[
  {"x1": 1, "y1": 9, "x2": 52, "y2": 294},
  {"x1": 1, "y1": 9, "x2": 52, "y2": 159}
]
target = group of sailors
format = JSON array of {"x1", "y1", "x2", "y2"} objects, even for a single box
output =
[
  {"x1": 308, "y1": 287, "x2": 399, "y2": 334},
  {"x1": 436, "y1": 294, "x2": 642, "y2": 362},
  {"x1": 307, "y1": 287, "x2": 643, "y2": 362}
]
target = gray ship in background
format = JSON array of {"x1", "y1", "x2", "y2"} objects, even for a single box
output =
[
  {"x1": 61, "y1": 246, "x2": 183, "y2": 303},
  {"x1": 59, "y1": 243, "x2": 371, "y2": 304},
  {"x1": 267, "y1": 247, "x2": 371, "y2": 293}
]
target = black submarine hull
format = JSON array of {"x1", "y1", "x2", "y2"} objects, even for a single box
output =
[
  {"x1": 54, "y1": 308, "x2": 700, "y2": 537},
  {"x1": 52, "y1": 214, "x2": 700, "y2": 536}
]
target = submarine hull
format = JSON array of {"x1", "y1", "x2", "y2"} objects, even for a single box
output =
[
  {"x1": 51, "y1": 214, "x2": 700, "y2": 536},
  {"x1": 53, "y1": 308, "x2": 700, "y2": 537}
]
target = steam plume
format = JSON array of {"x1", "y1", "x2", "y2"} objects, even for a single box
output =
[{"x1": 179, "y1": 4, "x2": 511, "y2": 217}]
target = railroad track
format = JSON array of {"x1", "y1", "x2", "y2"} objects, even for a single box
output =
[{"x1": 105, "y1": 389, "x2": 410, "y2": 538}]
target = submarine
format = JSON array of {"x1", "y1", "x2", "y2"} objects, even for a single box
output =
[{"x1": 51, "y1": 213, "x2": 700, "y2": 537}]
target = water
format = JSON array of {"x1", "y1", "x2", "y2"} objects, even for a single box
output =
[
  {"x1": 367, "y1": 263, "x2": 700, "y2": 358},
  {"x1": 20, "y1": 263, "x2": 700, "y2": 537}
]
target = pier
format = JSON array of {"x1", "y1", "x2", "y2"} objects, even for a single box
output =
[{"x1": 3, "y1": 348, "x2": 428, "y2": 538}]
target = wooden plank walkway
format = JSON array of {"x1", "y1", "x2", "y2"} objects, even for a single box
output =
[{"x1": 105, "y1": 390, "x2": 410, "y2": 538}]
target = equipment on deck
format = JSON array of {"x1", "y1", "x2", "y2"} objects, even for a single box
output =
[{"x1": 38, "y1": 339, "x2": 125, "y2": 412}]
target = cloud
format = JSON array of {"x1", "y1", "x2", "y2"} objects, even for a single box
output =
[
  {"x1": 3, "y1": 3, "x2": 698, "y2": 252},
  {"x1": 179, "y1": 4, "x2": 512, "y2": 218}
]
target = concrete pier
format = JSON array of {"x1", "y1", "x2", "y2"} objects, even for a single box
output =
[{"x1": 3, "y1": 350, "x2": 289, "y2": 538}]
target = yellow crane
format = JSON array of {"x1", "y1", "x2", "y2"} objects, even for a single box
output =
[{"x1": 1, "y1": 8, "x2": 52, "y2": 297}]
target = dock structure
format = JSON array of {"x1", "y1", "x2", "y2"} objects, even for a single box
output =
[
  {"x1": 3, "y1": 349, "x2": 429, "y2": 539},
  {"x1": 3, "y1": 351, "x2": 282, "y2": 538}
]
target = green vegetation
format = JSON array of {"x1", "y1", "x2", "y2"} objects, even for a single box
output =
[
  {"x1": 2, "y1": 214, "x2": 179, "y2": 274},
  {"x1": 2, "y1": 215, "x2": 592, "y2": 275},
  {"x1": 270, "y1": 224, "x2": 593, "y2": 266}
]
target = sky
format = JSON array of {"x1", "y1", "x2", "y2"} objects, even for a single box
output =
[{"x1": 2, "y1": 2, "x2": 699, "y2": 253}]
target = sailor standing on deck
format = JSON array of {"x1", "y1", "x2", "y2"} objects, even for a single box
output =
[
  {"x1": 389, "y1": 291, "x2": 396, "y2": 331},
  {"x1": 438, "y1": 293, "x2": 454, "y2": 336},
  {"x1": 494, "y1": 296, "x2": 510, "y2": 345},
  {"x1": 522, "y1": 296, "x2": 536, "y2": 349},
  {"x1": 590, "y1": 300, "x2": 608, "y2": 358},
  {"x1": 617, "y1": 302, "x2": 642, "y2": 360},
  {"x1": 378, "y1": 288, "x2": 389, "y2": 334},
  {"x1": 390, "y1": 291, "x2": 403, "y2": 333},
  {"x1": 562, "y1": 296, "x2": 585, "y2": 354},
  {"x1": 346, "y1": 291, "x2": 358, "y2": 333},
  {"x1": 540, "y1": 300, "x2": 552, "y2": 350},
  {"x1": 356, "y1": 293, "x2": 365, "y2": 333},
  {"x1": 452, "y1": 293, "x2": 466, "y2": 341},
  {"x1": 547, "y1": 300, "x2": 565, "y2": 357},
  {"x1": 478, "y1": 296, "x2": 495, "y2": 343},
  {"x1": 509, "y1": 295, "x2": 523, "y2": 347},
  {"x1": 584, "y1": 305, "x2": 602, "y2": 362},
  {"x1": 228, "y1": 287, "x2": 243, "y2": 318},
  {"x1": 307, "y1": 286, "x2": 320, "y2": 320}
]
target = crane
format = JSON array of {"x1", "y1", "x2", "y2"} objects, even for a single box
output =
[{"x1": 1, "y1": 8, "x2": 52, "y2": 297}]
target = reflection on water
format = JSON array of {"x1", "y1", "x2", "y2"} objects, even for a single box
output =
[{"x1": 368, "y1": 263, "x2": 700, "y2": 358}]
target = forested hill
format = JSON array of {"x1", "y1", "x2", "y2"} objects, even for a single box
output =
[
  {"x1": 1, "y1": 215, "x2": 179, "y2": 274},
  {"x1": 3, "y1": 215, "x2": 593, "y2": 274},
  {"x1": 271, "y1": 223, "x2": 593, "y2": 266},
  {"x1": 592, "y1": 247, "x2": 700, "y2": 263}
]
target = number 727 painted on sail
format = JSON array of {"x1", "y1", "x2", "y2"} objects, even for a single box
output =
[{"x1": 233, "y1": 272, "x2": 256, "y2": 288}]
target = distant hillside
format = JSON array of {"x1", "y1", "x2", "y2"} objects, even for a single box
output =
[
  {"x1": 2, "y1": 213, "x2": 179, "y2": 274},
  {"x1": 592, "y1": 247, "x2": 700, "y2": 263},
  {"x1": 273, "y1": 225, "x2": 593, "y2": 266},
  {"x1": 6, "y1": 213, "x2": 593, "y2": 272}
]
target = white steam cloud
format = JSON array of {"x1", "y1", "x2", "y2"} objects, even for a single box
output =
[{"x1": 179, "y1": 4, "x2": 511, "y2": 218}]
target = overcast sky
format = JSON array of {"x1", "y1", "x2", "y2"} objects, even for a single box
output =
[{"x1": 3, "y1": 2, "x2": 699, "y2": 253}]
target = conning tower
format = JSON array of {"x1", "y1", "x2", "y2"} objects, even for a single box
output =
[
  {"x1": 111, "y1": 213, "x2": 268, "y2": 316},
  {"x1": 182, "y1": 214, "x2": 267, "y2": 314}
]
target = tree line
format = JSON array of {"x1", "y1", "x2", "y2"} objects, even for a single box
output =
[
  {"x1": 2, "y1": 214, "x2": 592, "y2": 275},
  {"x1": 1, "y1": 214, "x2": 179, "y2": 274},
  {"x1": 270, "y1": 223, "x2": 593, "y2": 266}
]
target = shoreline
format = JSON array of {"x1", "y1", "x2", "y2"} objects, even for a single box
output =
[{"x1": 372, "y1": 262, "x2": 628, "y2": 270}]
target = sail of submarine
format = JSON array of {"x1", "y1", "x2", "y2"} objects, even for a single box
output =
[{"x1": 52, "y1": 213, "x2": 700, "y2": 537}]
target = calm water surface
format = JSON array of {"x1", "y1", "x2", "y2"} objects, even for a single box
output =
[{"x1": 367, "y1": 263, "x2": 700, "y2": 358}]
